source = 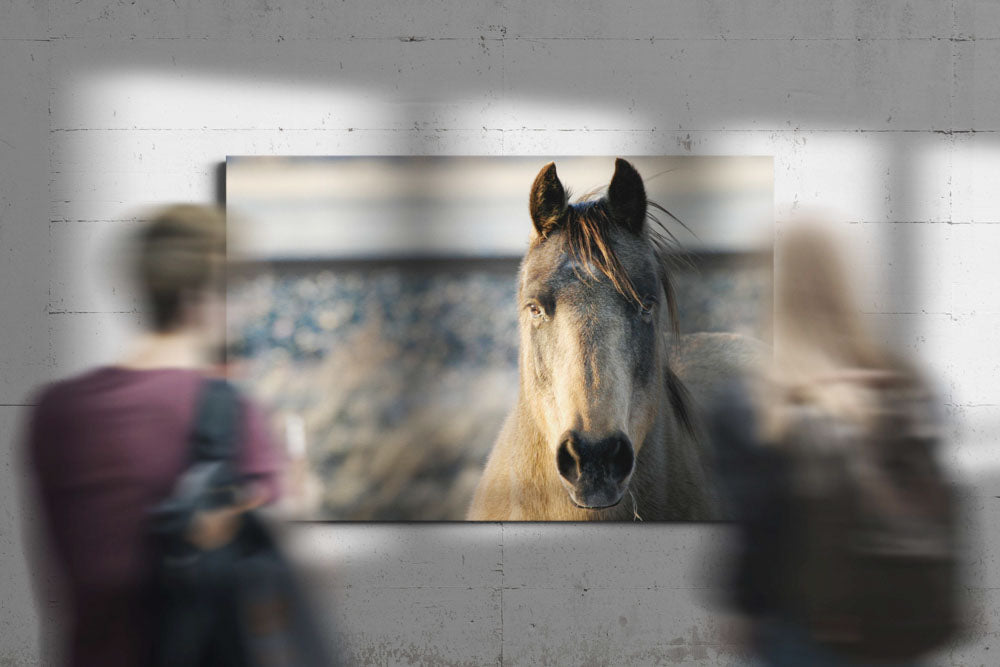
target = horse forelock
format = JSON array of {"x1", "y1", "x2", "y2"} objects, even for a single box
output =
[{"x1": 532, "y1": 195, "x2": 683, "y2": 336}]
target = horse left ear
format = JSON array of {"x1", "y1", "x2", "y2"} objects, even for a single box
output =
[
  {"x1": 529, "y1": 162, "x2": 567, "y2": 239},
  {"x1": 607, "y1": 158, "x2": 647, "y2": 235}
]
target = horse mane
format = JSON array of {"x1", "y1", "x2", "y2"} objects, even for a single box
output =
[
  {"x1": 665, "y1": 365, "x2": 698, "y2": 439},
  {"x1": 555, "y1": 191, "x2": 687, "y2": 338}
]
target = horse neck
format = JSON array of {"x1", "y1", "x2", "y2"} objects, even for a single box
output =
[{"x1": 659, "y1": 362, "x2": 718, "y2": 519}]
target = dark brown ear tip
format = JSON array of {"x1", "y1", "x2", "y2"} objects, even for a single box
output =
[
  {"x1": 613, "y1": 157, "x2": 638, "y2": 174},
  {"x1": 608, "y1": 158, "x2": 647, "y2": 234},
  {"x1": 610, "y1": 158, "x2": 645, "y2": 195},
  {"x1": 531, "y1": 162, "x2": 559, "y2": 189},
  {"x1": 529, "y1": 161, "x2": 567, "y2": 237}
]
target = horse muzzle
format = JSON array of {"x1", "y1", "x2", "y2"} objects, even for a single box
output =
[{"x1": 555, "y1": 430, "x2": 635, "y2": 510}]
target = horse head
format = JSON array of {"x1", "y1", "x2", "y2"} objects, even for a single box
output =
[{"x1": 519, "y1": 158, "x2": 677, "y2": 510}]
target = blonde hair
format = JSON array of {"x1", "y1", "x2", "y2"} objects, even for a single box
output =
[
  {"x1": 760, "y1": 220, "x2": 903, "y2": 441},
  {"x1": 134, "y1": 204, "x2": 226, "y2": 331}
]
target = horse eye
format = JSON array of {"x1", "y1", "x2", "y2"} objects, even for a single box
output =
[{"x1": 639, "y1": 299, "x2": 656, "y2": 319}]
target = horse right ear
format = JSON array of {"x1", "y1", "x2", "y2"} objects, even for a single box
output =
[
  {"x1": 607, "y1": 157, "x2": 647, "y2": 235},
  {"x1": 529, "y1": 162, "x2": 567, "y2": 239}
]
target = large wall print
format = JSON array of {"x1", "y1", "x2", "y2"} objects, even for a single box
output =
[{"x1": 226, "y1": 156, "x2": 772, "y2": 520}]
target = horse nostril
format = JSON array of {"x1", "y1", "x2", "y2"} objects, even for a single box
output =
[
  {"x1": 556, "y1": 437, "x2": 580, "y2": 484},
  {"x1": 608, "y1": 435, "x2": 635, "y2": 481}
]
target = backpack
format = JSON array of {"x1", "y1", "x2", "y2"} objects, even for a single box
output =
[
  {"x1": 780, "y1": 374, "x2": 963, "y2": 662},
  {"x1": 148, "y1": 379, "x2": 335, "y2": 667}
]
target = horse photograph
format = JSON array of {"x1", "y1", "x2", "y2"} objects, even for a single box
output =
[{"x1": 225, "y1": 155, "x2": 772, "y2": 520}]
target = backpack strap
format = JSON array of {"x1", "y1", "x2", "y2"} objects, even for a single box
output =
[
  {"x1": 172, "y1": 379, "x2": 244, "y2": 509},
  {"x1": 189, "y1": 378, "x2": 242, "y2": 465},
  {"x1": 148, "y1": 379, "x2": 244, "y2": 545}
]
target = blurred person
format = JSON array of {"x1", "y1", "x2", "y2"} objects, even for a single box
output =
[
  {"x1": 23, "y1": 205, "x2": 283, "y2": 666},
  {"x1": 709, "y1": 221, "x2": 963, "y2": 666}
]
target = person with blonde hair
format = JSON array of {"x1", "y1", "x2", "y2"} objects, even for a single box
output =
[
  {"x1": 25, "y1": 205, "x2": 282, "y2": 666},
  {"x1": 763, "y1": 222, "x2": 902, "y2": 437},
  {"x1": 711, "y1": 220, "x2": 961, "y2": 666}
]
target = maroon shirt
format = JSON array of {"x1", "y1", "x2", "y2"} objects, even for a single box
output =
[{"x1": 26, "y1": 367, "x2": 282, "y2": 667}]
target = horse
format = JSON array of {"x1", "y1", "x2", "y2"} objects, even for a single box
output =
[{"x1": 467, "y1": 158, "x2": 763, "y2": 521}]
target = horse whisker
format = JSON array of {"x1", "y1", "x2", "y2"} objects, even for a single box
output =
[{"x1": 629, "y1": 489, "x2": 643, "y2": 522}]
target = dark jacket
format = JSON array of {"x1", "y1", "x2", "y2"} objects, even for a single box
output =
[{"x1": 709, "y1": 380, "x2": 793, "y2": 619}]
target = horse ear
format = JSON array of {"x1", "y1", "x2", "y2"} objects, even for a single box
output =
[
  {"x1": 529, "y1": 162, "x2": 567, "y2": 239},
  {"x1": 607, "y1": 158, "x2": 647, "y2": 235}
]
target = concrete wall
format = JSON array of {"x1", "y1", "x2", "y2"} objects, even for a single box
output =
[{"x1": 2, "y1": 1, "x2": 998, "y2": 664}]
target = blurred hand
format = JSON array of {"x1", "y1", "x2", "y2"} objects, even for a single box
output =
[
  {"x1": 186, "y1": 506, "x2": 243, "y2": 551},
  {"x1": 185, "y1": 482, "x2": 268, "y2": 550}
]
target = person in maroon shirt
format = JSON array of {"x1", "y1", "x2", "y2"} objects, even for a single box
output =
[{"x1": 25, "y1": 205, "x2": 282, "y2": 666}]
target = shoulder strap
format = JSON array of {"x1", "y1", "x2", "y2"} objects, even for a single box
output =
[{"x1": 189, "y1": 378, "x2": 242, "y2": 465}]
